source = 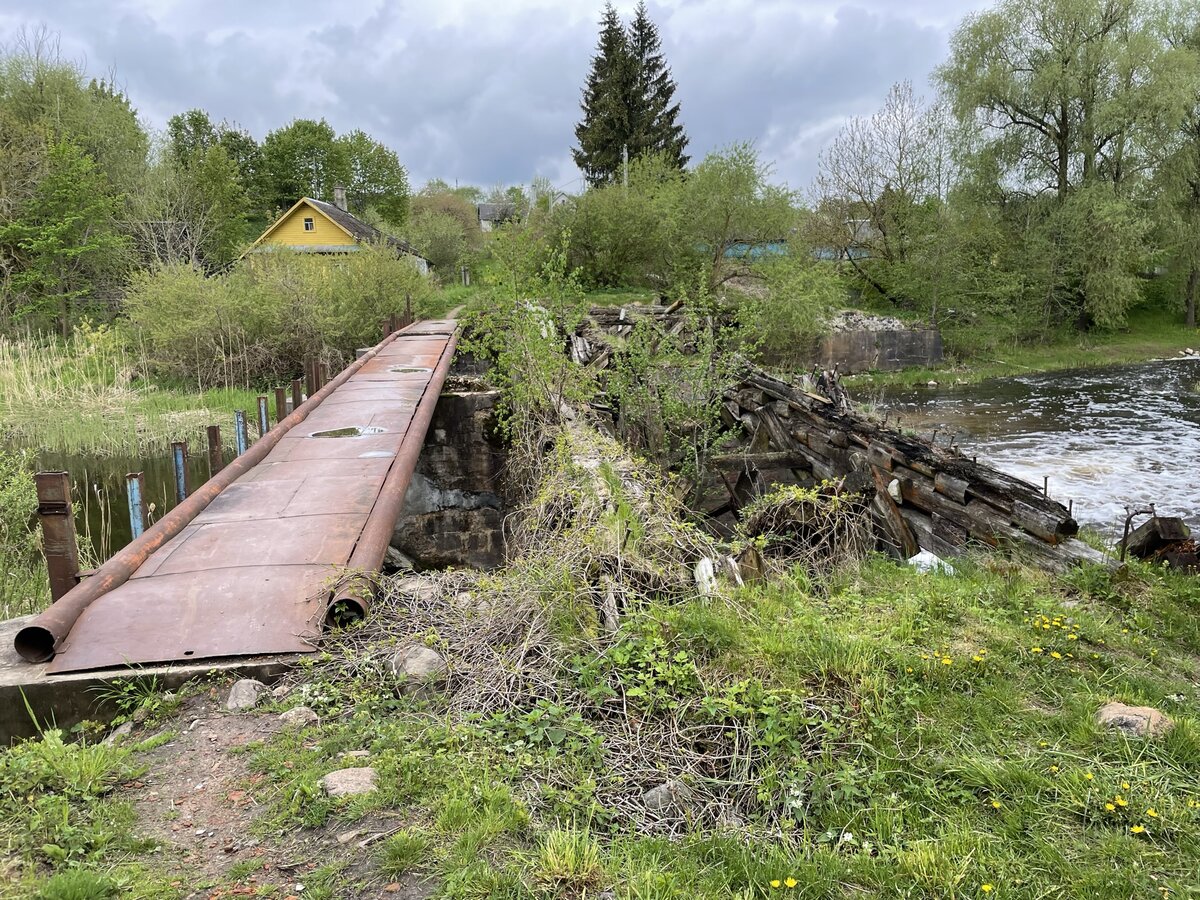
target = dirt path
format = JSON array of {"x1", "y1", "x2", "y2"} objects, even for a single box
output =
[{"x1": 117, "y1": 688, "x2": 431, "y2": 900}]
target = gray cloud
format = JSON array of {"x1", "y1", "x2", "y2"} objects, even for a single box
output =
[{"x1": 0, "y1": 0, "x2": 991, "y2": 191}]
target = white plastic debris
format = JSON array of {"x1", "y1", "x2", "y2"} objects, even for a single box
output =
[{"x1": 907, "y1": 550, "x2": 956, "y2": 575}]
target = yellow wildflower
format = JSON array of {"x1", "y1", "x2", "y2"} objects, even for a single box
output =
[
  {"x1": 973, "y1": 655, "x2": 984, "y2": 662},
  {"x1": 1031, "y1": 647, "x2": 1043, "y2": 654},
  {"x1": 1049, "y1": 765, "x2": 1059, "y2": 773},
  {"x1": 982, "y1": 886, "x2": 994, "y2": 894},
  {"x1": 1121, "y1": 782, "x2": 1129, "y2": 790},
  {"x1": 785, "y1": 878, "x2": 798, "y2": 888},
  {"x1": 942, "y1": 657, "x2": 953, "y2": 665},
  {"x1": 1067, "y1": 634, "x2": 1078, "y2": 640},
  {"x1": 1146, "y1": 808, "x2": 1158, "y2": 818},
  {"x1": 1105, "y1": 803, "x2": 1116, "y2": 811},
  {"x1": 1116, "y1": 796, "x2": 1128, "y2": 807},
  {"x1": 906, "y1": 667, "x2": 913, "y2": 673},
  {"x1": 991, "y1": 800, "x2": 1002, "y2": 809},
  {"x1": 771, "y1": 880, "x2": 781, "y2": 889},
  {"x1": 1084, "y1": 773, "x2": 1094, "y2": 780},
  {"x1": 1050, "y1": 651, "x2": 1062, "y2": 659},
  {"x1": 1131, "y1": 825, "x2": 1145, "y2": 834}
]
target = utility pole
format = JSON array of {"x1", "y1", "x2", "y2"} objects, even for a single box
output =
[{"x1": 622, "y1": 143, "x2": 629, "y2": 190}]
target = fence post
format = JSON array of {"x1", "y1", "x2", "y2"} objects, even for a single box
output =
[
  {"x1": 318, "y1": 361, "x2": 330, "y2": 390},
  {"x1": 207, "y1": 425, "x2": 224, "y2": 476},
  {"x1": 256, "y1": 395, "x2": 270, "y2": 436},
  {"x1": 275, "y1": 387, "x2": 287, "y2": 425},
  {"x1": 35, "y1": 471, "x2": 81, "y2": 602},
  {"x1": 234, "y1": 410, "x2": 248, "y2": 456},
  {"x1": 291, "y1": 378, "x2": 303, "y2": 412},
  {"x1": 171, "y1": 440, "x2": 189, "y2": 503},
  {"x1": 126, "y1": 472, "x2": 147, "y2": 539}
]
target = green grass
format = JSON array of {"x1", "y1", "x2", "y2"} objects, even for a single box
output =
[{"x1": 847, "y1": 305, "x2": 1197, "y2": 390}]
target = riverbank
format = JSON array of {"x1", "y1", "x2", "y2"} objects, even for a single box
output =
[{"x1": 846, "y1": 307, "x2": 1197, "y2": 390}]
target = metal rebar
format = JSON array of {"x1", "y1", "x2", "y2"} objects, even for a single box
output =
[
  {"x1": 126, "y1": 472, "x2": 147, "y2": 540},
  {"x1": 171, "y1": 441, "x2": 189, "y2": 503},
  {"x1": 234, "y1": 410, "x2": 248, "y2": 456},
  {"x1": 207, "y1": 425, "x2": 224, "y2": 476},
  {"x1": 35, "y1": 472, "x2": 81, "y2": 603}
]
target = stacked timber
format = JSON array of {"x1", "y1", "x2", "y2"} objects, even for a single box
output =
[
  {"x1": 573, "y1": 303, "x2": 1112, "y2": 573},
  {"x1": 716, "y1": 369, "x2": 1110, "y2": 571}
]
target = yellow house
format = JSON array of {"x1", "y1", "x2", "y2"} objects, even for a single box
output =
[{"x1": 242, "y1": 192, "x2": 430, "y2": 274}]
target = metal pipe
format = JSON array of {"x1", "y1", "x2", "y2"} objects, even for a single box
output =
[
  {"x1": 14, "y1": 327, "x2": 411, "y2": 663},
  {"x1": 207, "y1": 425, "x2": 224, "y2": 476},
  {"x1": 234, "y1": 411, "x2": 248, "y2": 456},
  {"x1": 171, "y1": 441, "x2": 189, "y2": 503},
  {"x1": 35, "y1": 472, "x2": 80, "y2": 602},
  {"x1": 327, "y1": 327, "x2": 459, "y2": 625},
  {"x1": 126, "y1": 472, "x2": 147, "y2": 539},
  {"x1": 256, "y1": 395, "x2": 270, "y2": 437}
]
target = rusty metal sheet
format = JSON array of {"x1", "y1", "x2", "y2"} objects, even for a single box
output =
[
  {"x1": 44, "y1": 323, "x2": 457, "y2": 674},
  {"x1": 47, "y1": 566, "x2": 331, "y2": 672}
]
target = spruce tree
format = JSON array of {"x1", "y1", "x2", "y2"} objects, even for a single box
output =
[
  {"x1": 627, "y1": 1, "x2": 688, "y2": 169},
  {"x1": 573, "y1": 4, "x2": 633, "y2": 186}
]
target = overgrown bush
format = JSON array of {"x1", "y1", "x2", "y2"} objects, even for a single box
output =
[
  {"x1": 0, "y1": 448, "x2": 47, "y2": 617},
  {"x1": 125, "y1": 244, "x2": 438, "y2": 388}
]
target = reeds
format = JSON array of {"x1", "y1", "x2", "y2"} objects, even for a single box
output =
[{"x1": 0, "y1": 327, "x2": 260, "y2": 457}]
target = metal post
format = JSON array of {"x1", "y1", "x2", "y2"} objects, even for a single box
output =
[
  {"x1": 207, "y1": 425, "x2": 224, "y2": 476},
  {"x1": 274, "y1": 387, "x2": 287, "y2": 426},
  {"x1": 171, "y1": 440, "x2": 189, "y2": 503},
  {"x1": 1043, "y1": 476, "x2": 1049, "y2": 497},
  {"x1": 126, "y1": 472, "x2": 147, "y2": 539},
  {"x1": 256, "y1": 395, "x2": 270, "y2": 436},
  {"x1": 292, "y1": 378, "x2": 303, "y2": 412},
  {"x1": 35, "y1": 472, "x2": 80, "y2": 602},
  {"x1": 319, "y1": 362, "x2": 330, "y2": 390},
  {"x1": 234, "y1": 410, "x2": 248, "y2": 456},
  {"x1": 304, "y1": 356, "x2": 316, "y2": 397}
]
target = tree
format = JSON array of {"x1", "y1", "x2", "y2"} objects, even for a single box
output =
[
  {"x1": 0, "y1": 140, "x2": 128, "y2": 334},
  {"x1": 166, "y1": 108, "x2": 218, "y2": 169},
  {"x1": 259, "y1": 118, "x2": 348, "y2": 212},
  {"x1": 337, "y1": 129, "x2": 410, "y2": 226},
  {"x1": 573, "y1": 4, "x2": 633, "y2": 186},
  {"x1": 627, "y1": 2, "x2": 688, "y2": 170}
]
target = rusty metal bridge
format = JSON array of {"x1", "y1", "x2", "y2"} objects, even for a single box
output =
[{"x1": 15, "y1": 319, "x2": 459, "y2": 675}]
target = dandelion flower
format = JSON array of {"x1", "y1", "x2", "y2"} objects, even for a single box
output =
[
  {"x1": 771, "y1": 880, "x2": 782, "y2": 889},
  {"x1": 992, "y1": 800, "x2": 1002, "y2": 809},
  {"x1": 785, "y1": 878, "x2": 798, "y2": 888},
  {"x1": 1105, "y1": 803, "x2": 1116, "y2": 811},
  {"x1": 1031, "y1": 647, "x2": 1044, "y2": 654},
  {"x1": 1049, "y1": 765, "x2": 1059, "y2": 773},
  {"x1": 1131, "y1": 825, "x2": 1145, "y2": 834},
  {"x1": 1067, "y1": 634, "x2": 1078, "y2": 640},
  {"x1": 942, "y1": 657, "x2": 953, "y2": 665},
  {"x1": 906, "y1": 667, "x2": 913, "y2": 673},
  {"x1": 973, "y1": 655, "x2": 984, "y2": 662},
  {"x1": 1146, "y1": 808, "x2": 1158, "y2": 818},
  {"x1": 982, "y1": 886, "x2": 994, "y2": 894},
  {"x1": 1121, "y1": 782, "x2": 1129, "y2": 790},
  {"x1": 1050, "y1": 651, "x2": 1062, "y2": 659},
  {"x1": 1084, "y1": 773, "x2": 1094, "y2": 780},
  {"x1": 1116, "y1": 796, "x2": 1128, "y2": 807}
]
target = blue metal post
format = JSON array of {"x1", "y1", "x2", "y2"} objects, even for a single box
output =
[
  {"x1": 171, "y1": 440, "x2": 189, "y2": 503},
  {"x1": 257, "y1": 395, "x2": 270, "y2": 436},
  {"x1": 234, "y1": 410, "x2": 248, "y2": 456},
  {"x1": 126, "y1": 472, "x2": 146, "y2": 539}
]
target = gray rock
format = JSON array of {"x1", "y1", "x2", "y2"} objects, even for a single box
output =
[
  {"x1": 392, "y1": 576, "x2": 441, "y2": 603},
  {"x1": 271, "y1": 683, "x2": 293, "y2": 700},
  {"x1": 278, "y1": 706, "x2": 320, "y2": 728},
  {"x1": 1097, "y1": 701, "x2": 1174, "y2": 738},
  {"x1": 321, "y1": 767, "x2": 377, "y2": 797},
  {"x1": 103, "y1": 721, "x2": 134, "y2": 746},
  {"x1": 643, "y1": 780, "x2": 692, "y2": 814},
  {"x1": 224, "y1": 678, "x2": 267, "y2": 711},
  {"x1": 390, "y1": 644, "x2": 448, "y2": 696}
]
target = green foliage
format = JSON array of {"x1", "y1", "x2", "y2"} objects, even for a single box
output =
[
  {"x1": 35, "y1": 870, "x2": 119, "y2": 900},
  {"x1": 377, "y1": 828, "x2": 431, "y2": 877},
  {"x1": 0, "y1": 447, "x2": 47, "y2": 618},
  {"x1": 125, "y1": 245, "x2": 437, "y2": 388},
  {"x1": 406, "y1": 206, "x2": 471, "y2": 275},
  {"x1": 534, "y1": 827, "x2": 605, "y2": 891},
  {"x1": 573, "y1": 622, "x2": 702, "y2": 713},
  {"x1": 0, "y1": 139, "x2": 130, "y2": 334},
  {"x1": 736, "y1": 253, "x2": 843, "y2": 366}
]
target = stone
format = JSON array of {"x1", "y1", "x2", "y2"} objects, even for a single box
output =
[
  {"x1": 224, "y1": 678, "x2": 267, "y2": 711},
  {"x1": 392, "y1": 576, "x2": 442, "y2": 603},
  {"x1": 271, "y1": 683, "x2": 293, "y2": 700},
  {"x1": 278, "y1": 706, "x2": 320, "y2": 728},
  {"x1": 103, "y1": 721, "x2": 134, "y2": 746},
  {"x1": 321, "y1": 767, "x2": 377, "y2": 797},
  {"x1": 389, "y1": 644, "x2": 447, "y2": 695},
  {"x1": 1097, "y1": 702, "x2": 1174, "y2": 738},
  {"x1": 341, "y1": 749, "x2": 371, "y2": 759},
  {"x1": 643, "y1": 780, "x2": 692, "y2": 814}
]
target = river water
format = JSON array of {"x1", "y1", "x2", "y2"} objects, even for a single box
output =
[{"x1": 881, "y1": 358, "x2": 1200, "y2": 537}]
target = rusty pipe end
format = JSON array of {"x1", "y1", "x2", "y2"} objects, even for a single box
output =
[
  {"x1": 325, "y1": 595, "x2": 369, "y2": 628},
  {"x1": 14, "y1": 623, "x2": 57, "y2": 663}
]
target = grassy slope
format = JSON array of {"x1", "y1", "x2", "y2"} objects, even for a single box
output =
[
  {"x1": 847, "y1": 307, "x2": 1197, "y2": 390},
  {"x1": 5, "y1": 557, "x2": 1197, "y2": 899}
]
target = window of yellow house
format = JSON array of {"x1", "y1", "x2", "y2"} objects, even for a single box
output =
[{"x1": 303, "y1": 217, "x2": 315, "y2": 231}]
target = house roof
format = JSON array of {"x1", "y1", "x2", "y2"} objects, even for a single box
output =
[
  {"x1": 244, "y1": 197, "x2": 429, "y2": 262},
  {"x1": 477, "y1": 201, "x2": 517, "y2": 222}
]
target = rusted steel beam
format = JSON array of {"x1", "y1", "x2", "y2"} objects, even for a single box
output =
[
  {"x1": 274, "y1": 387, "x2": 287, "y2": 426},
  {"x1": 291, "y1": 378, "x2": 303, "y2": 413},
  {"x1": 35, "y1": 472, "x2": 81, "y2": 603},
  {"x1": 206, "y1": 425, "x2": 224, "y2": 476},
  {"x1": 328, "y1": 327, "x2": 460, "y2": 623},
  {"x1": 14, "y1": 328, "x2": 411, "y2": 664}
]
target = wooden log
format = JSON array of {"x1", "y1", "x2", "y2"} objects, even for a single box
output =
[{"x1": 873, "y1": 465, "x2": 919, "y2": 558}]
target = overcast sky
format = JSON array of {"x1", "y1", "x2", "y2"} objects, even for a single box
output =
[{"x1": 0, "y1": 0, "x2": 992, "y2": 193}]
